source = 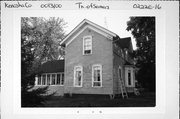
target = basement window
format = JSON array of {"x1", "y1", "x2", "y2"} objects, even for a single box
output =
[{"x1": 83, "y1": 36, "x2": 92, "y2": 55}]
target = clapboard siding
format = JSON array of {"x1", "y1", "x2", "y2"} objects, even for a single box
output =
[{"x1": 64, "y1": 28, "x2": 113, "y2": 95}]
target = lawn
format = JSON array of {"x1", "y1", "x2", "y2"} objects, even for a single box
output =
[{"x1": 41, "y1": 92, "x2": 155, "y2": 107}]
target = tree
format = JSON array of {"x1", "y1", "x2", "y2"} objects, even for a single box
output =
[
  {"x1": 126, "y1": 17, "x2": 155, "y2": 91},
  {"x1": 21, "y1": 17, "x2": 66, "y2": 107},
  {"x1": 28, "y1": 17, "x2": 66, "y2": 63}
]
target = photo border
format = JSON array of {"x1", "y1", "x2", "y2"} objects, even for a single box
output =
[{"x1": 1, "y1": 1, "x2": 179, "y2": 119}]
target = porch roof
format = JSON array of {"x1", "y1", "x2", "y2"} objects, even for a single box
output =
[
  {"x1": 114, "y1": 37, "x2": 131, "y2": 49},
  {"x1": 37, "y1": 60, "x2": 64, "y2": 74}
]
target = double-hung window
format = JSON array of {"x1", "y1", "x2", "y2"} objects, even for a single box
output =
[
  {"x1": 47, "y1": 74, "x2": 51, "y2": 85},
  {"x1": 37, "y1": 75, "x2": 41, "y2": 85},
  {"x1": 92, "y1": 65, "x2": 102, "y2": 87},
  {"x1": 125, "y1": 68, "x2": 134, "y2": 87},
  {"x1": 42, "y1": 75, "x2": 46, "y2": 85},
  {"x1": 83, "y1": 36, "x2": 92, "y2": 55},
  {"x1": 57, "y1": 73, "x2": 64, "y2": 86},
  {"x1": 51, "y1": 74, "x2": 56, "y2": 85},
  {"x1": 61, "y1": 74, "x2": 64, "y2": 85},
  {"x1": 35, "y1": 73, "x2": 64, "y2": 86},
  {"x1": 56, "y1": 74, "x2": 61, "y2": 85},
  {"x1": 128, "y1": 70, "x2": 131, "y2": 86},
  {"x1": 74, "y1": 66, "x2": 83, "y2": 87}
]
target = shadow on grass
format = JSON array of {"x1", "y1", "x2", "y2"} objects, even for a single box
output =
[{"x1": 41, "y1": 92, "x2": 155, "y2": 107}]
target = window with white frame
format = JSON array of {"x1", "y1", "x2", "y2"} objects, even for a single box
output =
[
  {"x1": 92, "y1": 65, "x2": 102, "y2": 87},
  {"x1": 51, "y1": 74, "x2": 56, "y2": 85},
  {"x1": 42, "y1": 75, "x2": 46, "y2": 85},
  {"x1": 83, "y1": 36, "x2": 92, "y2": 55},
  {"x1": 125, "y1": 68, "x2": 134, "y2": 87},
  {"x1": 47, "y1": 74, "x2": 51, "y2": 85},
  {"x1": 37, "y1": 75, "x2": 41, "y2": 85},
  {"x1": 56, "y1": 74, "x2": 61, "y2": 85},
  {"x1": 74, "y1": 66, "x2": 83, "y2": 87},
  {"x1": 61, "y1": 73, "x2": 64, "y2": 85},
  {"x1": 128, "y1": 70, "x2": 131, "y2": 86},
  {"x1": 35, "y1": 73, "x2": 64, "y2": 86}
]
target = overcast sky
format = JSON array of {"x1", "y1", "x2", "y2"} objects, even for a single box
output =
[{"x1": 58, "y1": 10, "x2": 136, "y2": 49}]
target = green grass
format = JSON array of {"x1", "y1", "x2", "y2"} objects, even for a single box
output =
[{"x1": 41, "y1": 92, "x2": 155, "y2": 107}]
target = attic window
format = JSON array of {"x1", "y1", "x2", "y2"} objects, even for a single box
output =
[{"x1": 83, "y1": 36, "x2": 92, "y2": 55}]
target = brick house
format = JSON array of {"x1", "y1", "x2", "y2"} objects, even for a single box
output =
[{"x1": 35, "y1": 19, "x2": 136, "y2": 97}]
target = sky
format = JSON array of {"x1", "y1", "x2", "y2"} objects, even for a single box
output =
[{"x1": 57, "y1": 10, "x2": 136, "y2": 49}]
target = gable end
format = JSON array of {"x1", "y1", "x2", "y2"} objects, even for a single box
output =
[
  {"x1": 60, "y1": 19, "x2": 117, "y2": 46},
  {"x1": 65, "y1": 25, "x2": 114, "y2": 46}
]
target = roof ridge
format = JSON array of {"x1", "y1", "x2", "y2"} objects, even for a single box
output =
[{"x1": 60, "y1": 19, "x2": 117, "y2": 45}]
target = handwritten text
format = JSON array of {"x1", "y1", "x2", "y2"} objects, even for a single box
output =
[
  {"x1": 133, "y1": 4, "x2": 161, "y2": 9},
  {"x1": 75, "y1": 2, "x2": 109, "y2": 9},
  {"x1": 4, "y1": 2, "x2": 32, "y2": 8},
  {"x1": 40, "y1": 3, "x2": 62, "y2": 9}
]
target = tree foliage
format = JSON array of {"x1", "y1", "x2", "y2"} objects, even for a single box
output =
[
  {"x1": 21, "y1": 17, "x2": 66, "y2": 107},
  {"x1": 127, "y1": 17, "x2": 155, "y2": 91}
]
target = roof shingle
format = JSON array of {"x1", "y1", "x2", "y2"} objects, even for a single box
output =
[
  {"x1": 115, "y1": 37, "x2": 131, "y2": 49},
  {"x1": 37, "y1": 60, "x2": 64, "y2": 73}
]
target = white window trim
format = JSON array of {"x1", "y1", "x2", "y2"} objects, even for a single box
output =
[
  {"x1": 42, "y1": 74, "x2": 46, "y2": 85},
  {"x1": 36, "y1": 75, "x2": 41, "y2": 86},
  {"x1": 125, "y1": 68, "x2": 134, "y2": 87},
  {"x1": 51, "y1": 73, "x2": 56, "y2": 86},
  {"x1": 92, "y1": 64, "x2": 102, "y2": 87},
  {"x1": 83, "y1": 35, "x2": 92, "y2": 55},
  {"x1": 47, "y1": 74, "x2": 51, "y2": 85},
  {"x1": 59, "y1": 73, "x2": 64, "y2": 86},
  {"x1": 35, "y1": 75, "x2": 38, "y2": 85},
  {"x1": 35, "y1": 72, "x2": 64, "y2": 86},
  {"x1": 74, "y1": 66, "x2": 83, "y2": 87}
]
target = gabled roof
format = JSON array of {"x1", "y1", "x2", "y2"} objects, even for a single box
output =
[
  {"x1": 114, "y1": 37, "x2": 133, "y2": 52},
  {"x1": 60, "y1": 19, "x2": 117, "y2": 46},
  {"x1": 115, "y1": 37, "x2": 131, "y2": 49},
  {"x1": 37, "y1": 60, "x2": 64, "y2": 74}
]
